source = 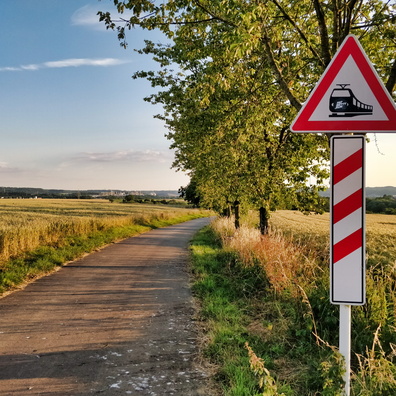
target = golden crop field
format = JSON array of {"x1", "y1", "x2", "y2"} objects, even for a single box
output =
[
  {"x1": 0, "y1": 199, "x2": 200, "y2": 266},
  {"x1": 270, "y1": 210, "x2": 396, "y2": 269}
]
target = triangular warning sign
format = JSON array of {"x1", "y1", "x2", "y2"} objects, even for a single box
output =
[{"x1": 291, "y1": 35, "x2": 396, "y2": 133}]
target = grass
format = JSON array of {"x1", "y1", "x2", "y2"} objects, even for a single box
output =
[
  {"x1": 190, "y1": 225, "x2": 312, "y2": 395},
  {"x1": 0, "y1": 198, "x2": 209, "y2": 294},
  {"x1": 191, "y1": 211, "x2": 396, "y2": 395}
]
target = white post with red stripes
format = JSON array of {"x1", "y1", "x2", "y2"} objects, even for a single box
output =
[
  {"x1": 330, "y1": 135, "x2": 366, "y2": 395},
  {"x1": 331, "y1": 135, "x2": 365, "y2": 305}
]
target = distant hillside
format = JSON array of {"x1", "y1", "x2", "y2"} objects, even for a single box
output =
[
  {"x1": 321, "y1": 186, "x2": 396, "y2": 198},
  {"x1": 365, "y1": 186, "x2": 396, "y2": 197},
  {"x1": 0, "y1": 187, "x2": 179, "y2": 199}
]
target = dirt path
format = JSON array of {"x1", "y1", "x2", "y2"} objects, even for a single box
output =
[{"x1": 0, "y1": 217, "x2": 213, "y2": 395}]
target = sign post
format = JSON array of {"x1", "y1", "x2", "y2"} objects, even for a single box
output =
[
  {"x1": 291, "y1": 34, "x2": 396, "y2": 395},
  {"x1": 330, "y1": 135, "x2": 365, "y2": 395}
]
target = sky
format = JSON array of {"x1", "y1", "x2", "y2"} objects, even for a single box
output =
[
  {"x1": 0, "y1": 0, "x2": 190, "y2": 191},
  {"x1": 0, "y1": 1, "x2": 395, "y2": 191}
]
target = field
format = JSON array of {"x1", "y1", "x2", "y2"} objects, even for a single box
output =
[
  {"x1": 270, "y1": 210, "x2": 396, "y2": 283},
  {"x1": 0, "y1": 198, "x2": 208, "y2": 293},
  {"x1": 194, "y1": 210, "x2": 396, "y2": 395}
]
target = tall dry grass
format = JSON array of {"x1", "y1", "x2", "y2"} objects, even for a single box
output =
[
  {"x1": 211, "y1": 210, "x2": 396, "y2": 394},
  {"x1": 211, "y1": 216, "x2": 318, "y2": 294},
  {"x1": 0, "y1": 199, "x2": 203, "y2": 266}
]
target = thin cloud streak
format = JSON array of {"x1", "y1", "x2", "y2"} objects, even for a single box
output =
[
  {"x1": 0, "y1": 58, "x2": 129, "y2": 72},
  {"x1": 71, "y1": 5, "x2": 101, "y2": 27},
  {"x1": 0, "y1": 162, "x2": 22, "y2": 174},
  {"x1": 76, "y1": 150, "x2": 171, "y2": 163},
  {"x1": 71, "y1": 4, "x2": 132, "y2": 29},
  {"x1": 58, "y1": 150, "x2": 172, "y2": 169}
]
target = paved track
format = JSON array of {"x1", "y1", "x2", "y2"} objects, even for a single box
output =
[{"x1": 0, "y1": 217, "x2": 213, "y2": 395}]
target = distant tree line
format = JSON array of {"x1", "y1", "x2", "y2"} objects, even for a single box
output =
[
  {"x1": 180, "y1": 187, "x2": 396, "y2": 216},
  {"x1": 122, "y1": 195, "x2": 186, "y2": 206},
  {"x1": 366, "y1": 195, "x2": 396, "y2": 214},
  {"x1": 0, "y1": 189, "x2": 93, "y2": 199}
]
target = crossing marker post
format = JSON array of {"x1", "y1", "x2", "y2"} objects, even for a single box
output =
[{"x1": 291, "y1": 34, "x2": 396, "y2": 395}]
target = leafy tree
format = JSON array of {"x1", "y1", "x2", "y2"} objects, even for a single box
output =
[
  {"x1": 179, "y1": 177, "x2": 201, "y2": 207},
  {"x1": 366, "y1": 195, "x2": 396, "y2": 214},
  {"x1": 99, "y1": 1, "x2": 395, "y2": 232}
]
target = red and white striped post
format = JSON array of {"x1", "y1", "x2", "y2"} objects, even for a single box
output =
[{"x1": 330, "y1": 135, "x2": 366, "y2": 395}]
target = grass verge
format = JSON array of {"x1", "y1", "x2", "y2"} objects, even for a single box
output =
[
  {"x1": 190, "y1": 224, "x2": 349, "y2": 395},
  {"x1": 0, "y1": 212, "x2": 205, "y2": 295},
  {"x1": 190, "y1": 226, "x2": 295, "y2": 395},
  {"x1": 191, "y1": 215, "x2": 396, "y2": 395}
]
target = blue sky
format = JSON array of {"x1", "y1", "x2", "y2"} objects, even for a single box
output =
[
  {"x1": 0, "y1": 0, "x2": 189, "y2": 190},
  {"x1": 1, "y1": 1, "x2": 395, "y2": 191}
]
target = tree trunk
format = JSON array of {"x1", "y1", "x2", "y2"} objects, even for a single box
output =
[
  {"x1": 234, "y1": 200, "x2": 240, "y2": 229},
  {"x1": 222, "y1": 205, "x2": 232, "y2": 217},
  {"x1": 259, "y1": 206, "x2": 269, "y2": 235}
]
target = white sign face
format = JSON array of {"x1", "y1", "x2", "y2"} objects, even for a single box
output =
[
  {"x1": 330, "y1": 136, "x2": 366, "y2": 305},
  {"x1": 291, "y1": 35, "x2": 396, "y2": 133},
  {"x1": 309, "y1": 55, "x2": 388, "y2": 122}
]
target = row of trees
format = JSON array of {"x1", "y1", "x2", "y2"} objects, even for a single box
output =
[
  {"x1": 367, "y1": 195, "x2": 396, "y2": 214},
  {"x1": 100, "y1": 0, "x2": 396, "y2": 233}
]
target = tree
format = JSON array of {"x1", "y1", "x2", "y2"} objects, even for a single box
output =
[
  {"x1": 99, "y1": 1, "x2": 395, "y2": 232},
  {"x1": 178, "y1": 177, "x2": 201, "y2": 207}
]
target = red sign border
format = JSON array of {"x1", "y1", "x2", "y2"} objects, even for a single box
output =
[{"x1": 291, "y1": 35, "x2": 396, "y2": 133}]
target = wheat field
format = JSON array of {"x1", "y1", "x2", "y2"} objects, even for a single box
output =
[
  {"x1": 0, "y1": 199, "x2": 200, "y2": 266},
  {"x1": 270, "y1": 210, "x2": 396, "y2": 269}
]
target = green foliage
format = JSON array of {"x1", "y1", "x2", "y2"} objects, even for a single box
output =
[
  {"x1": 246, "y1": 342, "x2": 286, "y2": 396},
  {"x1": 319, "y1": 351, "x2": 345, "y2": 396},
  {"x1": 367, "y1": 195, "x2": 396, "y2": 214},
  {"x1": 179, "y1": 177, "x2": 202, "y2": 207}
]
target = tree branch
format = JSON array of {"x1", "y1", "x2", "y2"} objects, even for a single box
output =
[
  {"x1": 331, "y1": 0, "x2": 340, "y2": 52},
  {"x1": 340, "y1": 0, "x2": 359, "y2": 43},
  {"x1": 270, "y1": 0, "x2": 325, "y2": 67},
  {"x1": 261, "y1": 33, "x2": 301, "y2": 111},
  {"x1": 385, "y1": 58, "x2": 396, "y2": 96},
  {"x1": 192, "y1": 0, "x2": 237, "y2": 27},
  {"x1": 312, "y1": 0, "x2": 332, "y2": 66},
  {"x1": 115, "y1": 16, "x2": 221, "y2": 26}
]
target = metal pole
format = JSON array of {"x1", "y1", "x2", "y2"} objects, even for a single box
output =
[{"x1": 339, "y1": 304, "x2": 351, "y2": 395}]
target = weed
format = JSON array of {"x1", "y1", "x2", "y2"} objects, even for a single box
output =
[{"x1": 246, "y1": 342, "x2": 285, "y2": 396}]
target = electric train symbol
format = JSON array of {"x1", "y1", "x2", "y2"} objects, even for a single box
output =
[{"x1": 329, "y1": 84, "x2": 373, "y2": 117}]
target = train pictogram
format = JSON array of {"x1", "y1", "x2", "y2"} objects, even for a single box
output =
[{"x1": 329, "y1": 84, "x2": 373, "y2": 117}]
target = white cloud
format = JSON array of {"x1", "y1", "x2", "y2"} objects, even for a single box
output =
[
  {"x1": 71, "y1": 4, "x2": 131, "y2": 30},
  {"x1": 0, "y1": 58, "x2": 129, "y2": 72},
  {"x1": 0, "y1": 66, "x2": 21, "y2": 72},
  {"x1": 75, "y1": 150, "x2": 170, "y2": 163},
  {"x1": 21, "y1": 64, "x2": 41, "y2": 71},
  {"x1": 44, "y1": 58, "x2": 127, "y2": 68},
  {"x1": 0, "y1": 162, "x2": 21, "y2": 174},
  {"x1": 71, "y1": 5, "x2": 101, "y2": 28}
]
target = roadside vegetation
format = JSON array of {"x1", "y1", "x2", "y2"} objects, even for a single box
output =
[
  {"x1": 191, "y1": 211, "x2": 396, "y2": 395},
  {"x1": 0, "y1": 199, "x2": 209, "y2": 295}
]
